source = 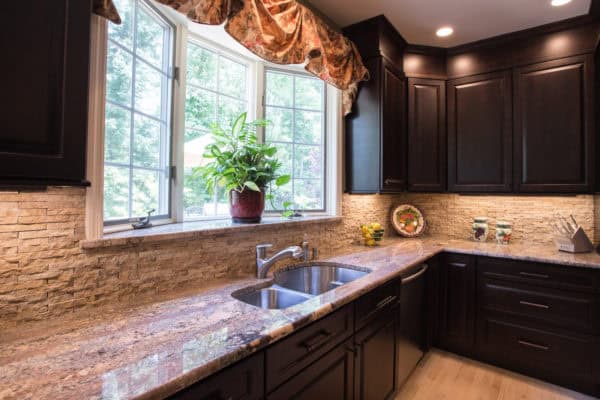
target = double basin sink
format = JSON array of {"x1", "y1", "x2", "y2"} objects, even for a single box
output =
[{"x1": 232, "y1": 264, "x2": 370, "y2": 310}]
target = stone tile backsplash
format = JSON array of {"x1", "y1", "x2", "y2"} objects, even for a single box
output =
[{"x1": 0, "y1": 187, "x2": 598, "y2": 327}]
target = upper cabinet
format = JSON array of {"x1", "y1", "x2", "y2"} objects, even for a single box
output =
[
  {"x1": 447, "y1": 71, "x2": 513, "y2": 192},
  {"x1": 514, "y1": 55, "x2": 595, "y2": 193},
  {"x1": 0, "y1": 1, "x2": 91, "y2": 186},
  {"x1": 407, "y1": 78, "x2": 446, "y2": 192},
  {"x1": 344, "y1": 16, "x2": 408, "y2": 193}
]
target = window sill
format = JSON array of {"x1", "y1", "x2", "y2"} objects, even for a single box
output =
[{"x1": 80, "y1": 215, "x2": 342, "y2": 250}]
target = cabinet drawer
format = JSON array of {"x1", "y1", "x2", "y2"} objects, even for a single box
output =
[
  {"x1": 355, "y1": 278, "x2": 401, "y2": 331},
  {"x1": 478, "y1": 316, "x2": 594, "y2": 381},
  {"x1": 266, "y1": 305, "x2": 354, "y2": 392},
  {"x1": 478, "y1": 256, "x2": 597, "y2": 292},
  {"x1": 480, "y1": 279, "x2": 600, "y2": 333}
]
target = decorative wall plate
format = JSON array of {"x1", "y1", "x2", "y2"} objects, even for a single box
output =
[{"x1": 391, "y1": 204, "x2": 425, "y2": 237}]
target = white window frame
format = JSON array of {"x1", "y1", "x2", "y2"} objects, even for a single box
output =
[{"x1": 86, "y1": 13, "x2": 342, "y2": 239}]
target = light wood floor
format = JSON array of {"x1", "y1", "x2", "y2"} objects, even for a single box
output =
[{"x1": 396, "y1": 350, "x2": 598, "y2": 400}]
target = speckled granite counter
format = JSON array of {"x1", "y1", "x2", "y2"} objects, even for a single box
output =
[{"x1": 1, "y1": 237, "x2": 600, "y2": 400}]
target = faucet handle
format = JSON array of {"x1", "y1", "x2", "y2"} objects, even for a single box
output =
[{"x1": 256, "y1": 243, "x2": 273, "y2": 258}]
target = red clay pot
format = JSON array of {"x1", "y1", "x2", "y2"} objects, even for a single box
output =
[{"x1": 229, "y1": 188, "x2": 265, "y2": 223}]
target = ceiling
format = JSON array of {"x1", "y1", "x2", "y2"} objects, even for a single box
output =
[{"x1": 307, "y1": 0, "x2": 592, "y2": 47}]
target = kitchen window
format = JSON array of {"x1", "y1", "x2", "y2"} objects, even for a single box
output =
[
  {"x1": 103, "y1": 0, "x2": 174, "y2": 224},
  {"x1": 94, "y1": 2, "x2": 341, "y2": 234}
]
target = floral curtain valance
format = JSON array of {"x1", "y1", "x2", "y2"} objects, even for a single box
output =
[{"x1": 92, "y1": 0, "x2": 369, "y2": 115}]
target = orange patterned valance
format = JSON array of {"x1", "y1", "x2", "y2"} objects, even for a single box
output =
[{"x1": 92, "y1": 0, "x2": 369, "y2": 115}]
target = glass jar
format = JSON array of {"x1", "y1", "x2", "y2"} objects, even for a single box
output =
[
  {"x1": 496, "y1": 221, "x2": 512, "y2": 244},
  {"x1": 472, "y1": 217, "x2": 489, "y2": 242}
]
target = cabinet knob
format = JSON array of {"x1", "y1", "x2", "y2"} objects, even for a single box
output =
[{"x1": 384, "y1": 178, "x2": 403, "y2": 185}]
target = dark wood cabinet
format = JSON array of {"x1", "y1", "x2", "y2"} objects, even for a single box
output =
[
  {"x1": 268, "y1": 340, "x2": 355, "y2": 400},
  {"x1": 170, "y1": 352, "x2": 265, "y2": 400},
  {"x1": 447, "y1": 71, "x2": 513, "y2": 192},
  {"x1": 344, "y1": 16, "x2": 407, "y2": 194},
  {"x1": 438, "y1": 253, "x2": 477, "y2": 355},
  {"x1": 407, "y1": 78, "x2": 446, "y2": 192},
  {"x1": 0, "y1": 1, "x2": 91, "y2": 186},
  {"x1": 514, "y1": 55, "x2": 595, "y2": 193},
  {"x1": 354, "y1": 307, "x2": 398, "y2": 400}
]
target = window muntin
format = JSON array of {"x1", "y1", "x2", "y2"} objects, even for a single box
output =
[
  {"x1": 104, "y1": 0, "x2": 174, "y2": 224},
  {"x1": 264, "y1": 69, "x2": 326, "y2": 212},
  {"x1": 183, "y1": 39, "x2": 249, "y2": 219}
]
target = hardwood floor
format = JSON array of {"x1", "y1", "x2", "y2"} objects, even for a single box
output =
[{"x1": 396, "y1": 350, "x2": 597, "y2": 400}]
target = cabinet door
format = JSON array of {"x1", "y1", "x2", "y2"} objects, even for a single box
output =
[
  {"x1": 448, "y1": 71, "x2": 512, "y2": 192},
  {"x1": 268, "y1": 340, "x2": 354, "y2": 400},
  {"x1": 514, "y1": 55, "x2": 594, "y2": 193},
  {"x1": 439, "y1": 253, "x2": 477, "y2": 355},
  {"x1": 170, "y1": 352, "x2": 264, "y2": 400},
  {"x1": 0, "y1": 1, "x2": 90, "y2": 186},
  {"x1": 408, "y1": 78, "x2": 446, "y2": 192},
  {"x1": 380, "y1": 60, "x2": 407, "y2": 193},
  {"x1": 355, "y1": 308, "x2": 397, "y2": 400}
]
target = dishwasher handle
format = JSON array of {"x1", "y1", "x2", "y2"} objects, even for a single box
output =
[{"x1": 402, "y1": 264, "x2": 428, "y2": 284}]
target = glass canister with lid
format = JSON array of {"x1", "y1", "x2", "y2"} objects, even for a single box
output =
[
  {"x1": 472, "y1": 217, "x2": 489, "y2": 242},
  {"x1": 495, "y1": 221, "x2": 512, "y2": 244}
]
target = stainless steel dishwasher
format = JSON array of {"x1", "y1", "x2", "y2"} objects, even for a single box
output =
[{"x1": 396, "y1": 263, "x2": 428, "y2": 386}]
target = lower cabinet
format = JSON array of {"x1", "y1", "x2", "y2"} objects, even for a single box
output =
[
  {"x1": 170, "y1": 351, "x2": 265, "y2": 400},
  {"x1": 268, "y1": 339, "x2": 355, "y2": 400},
  {"x1": 354, "y1": 307, "x2": 398, "y2": 400}
]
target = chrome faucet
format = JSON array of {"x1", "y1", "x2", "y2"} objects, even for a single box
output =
[{"x1": 256, "y1": 241, "x2": 309, "y2": 279}]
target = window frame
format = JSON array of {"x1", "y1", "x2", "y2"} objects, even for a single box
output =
[
  {"x1": 262, "y1": 65, "x2": 328, "y2": 214},
  {"x1": 102, "y1": 0, "x2": 177, "y2": 227},
  {"x1": 87, "y1": 11, "x2": 342, "y2": 238}
]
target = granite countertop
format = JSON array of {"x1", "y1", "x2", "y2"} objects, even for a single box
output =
[{"x1": 2, "y1": 237, "x2": 600, "y2": 400}]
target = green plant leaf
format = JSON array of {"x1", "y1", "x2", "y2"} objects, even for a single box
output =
[
  {"x1": 283, "y1": 201, "x2": 293, "y2": 209},
  {"x1": 282, "y1": 210, "x2": 294, "y2": 218},
  {"x1": 275, "y1": 175, "x2": 291, "y2": 186},
  {"x1": 244, "y1": 181, "x2": 261, "y2": 192}
]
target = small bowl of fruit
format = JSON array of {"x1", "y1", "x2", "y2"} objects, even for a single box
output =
[{"x1": 360, "y1": 222, "x2": 385, "y2": 246}]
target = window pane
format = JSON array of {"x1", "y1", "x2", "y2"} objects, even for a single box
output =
[
  {"x1": 106, "y1": 43, "x2": 133, "y2": 106},
  {"x1": 219, "y1": 57, "x2": 246, "y2": 99},
  {"x1": 265, "y1": 107, "x2": 293, "y2": 142},
  {"x1": 187, "y1": 44, "x2": 217, "y2": 90},
  {"x1": 104, "y1": 166, "x2": 130, "y2": 220},
  {"x1": 273, "y1": 143, "x2": 293, "y2": 176},
  {"x1": 186, "y1": 86, "x2": 216, "y2": 131},
  {"x1": 218, "y1": 98, "x2": 246, "y2": 129},
  {"x1": 135, "y1": 60, "x2": 162, "y2": 117},
  {"x1": 266, "y1": 71, "x2": 293, "y2": 107},
  {"x1": 294, "y1": 111, "x2": 322, "y2": 144},
  {"x1": 295, "y1": 76, "x2": 323, "y2": 110},
  {"x1": 294, "y1": 179, "x2": 323, "y2": 209},
  {"x1": 266, "y1": 183, "x2": 292, "y2": 211},
  {"x1": 132, "y1": 169, "x2": 160, "y2": 216},
  {"x1": 133, "y1": 114, "x2": 161, "y2": 168},
  {"x1": 294, "y1": 145, "x2": 322, "y2": 178},
  {"x1": 105, "y1": 104, "x2": 131, "y2": 164},
  {"x1": 109, "y1": 0, "x2": 134, "y2": 49},
  {"x1": 136, "y1": 6, "x2": 166, "y2": 66}
]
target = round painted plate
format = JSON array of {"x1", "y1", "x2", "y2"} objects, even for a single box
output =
[{"x1": 391, "y1": 204, "x2": 425, "y2": 237}]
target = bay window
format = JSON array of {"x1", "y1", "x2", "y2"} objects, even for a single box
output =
[{"x1": 97, "y1": 0, "x2": 339, "y2": 231}]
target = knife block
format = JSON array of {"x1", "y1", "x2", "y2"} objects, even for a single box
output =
[{"x1": 553, "y1": 226, "x2": 594, "y2": 253}]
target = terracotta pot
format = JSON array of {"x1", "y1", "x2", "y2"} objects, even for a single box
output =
[{"x1": 229, "y1": 188, "x2": 265, "y2": 223}]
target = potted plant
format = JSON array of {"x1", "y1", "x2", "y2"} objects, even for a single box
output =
[{"x1": 194, "y1": 112, "x2": 290, "y2": 223}]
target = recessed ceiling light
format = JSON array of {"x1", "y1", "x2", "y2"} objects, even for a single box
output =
[
  {"x1": 551, "y1": 0, "x2": 572, "y2": 6},
  {"x1": 436, "y1": 26, "x2": 454, "y2": 37}
]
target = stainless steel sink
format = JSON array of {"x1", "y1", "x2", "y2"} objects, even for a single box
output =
[
  {"x1": 274, "y1": 264, "x2": 370, "y2": 296},
  {"x1": 231, "y1": 286, "x2": 311, "y2": 309},
  {"x1": 232, "y1": 263, "x2": 370, "y2": 310}
]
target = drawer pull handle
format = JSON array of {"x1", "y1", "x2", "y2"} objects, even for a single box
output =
[
  {"x1": 301, "y1": 329, "x2": 333, "y2": 352},
  {"x1": 403, "y1": 264, "x2": 428, "y2": 284},
  {"x1": 519, "y1": 272, "x2": 549, "y2": 279},
  {"x1": 376, "y1": 295, "x2": 397, "y2": 310},
  {"x1": 449, "y1": 262, "x2": 467, "y2": 268},
  {"x1": 384, "y1": 178, "x2": 403, "y2": 185},
  {"x1": 518, "y1": 339, "x2": 549, "y2": 351},
  {"x1": 519, "y1": 300, "x2": 549, "y2": 309}
]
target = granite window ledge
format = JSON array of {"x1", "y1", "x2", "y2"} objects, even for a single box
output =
[{"x1": 80, "y1": 216, "x2": 343, "y2": 250}]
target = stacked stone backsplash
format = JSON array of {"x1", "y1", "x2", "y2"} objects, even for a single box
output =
[
  {"x1": 595, "y1": 194, "x2": 600, "y2": 243},
  {"x1": 0, "y1": 187, "x2": 598, "y2": 328}
]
